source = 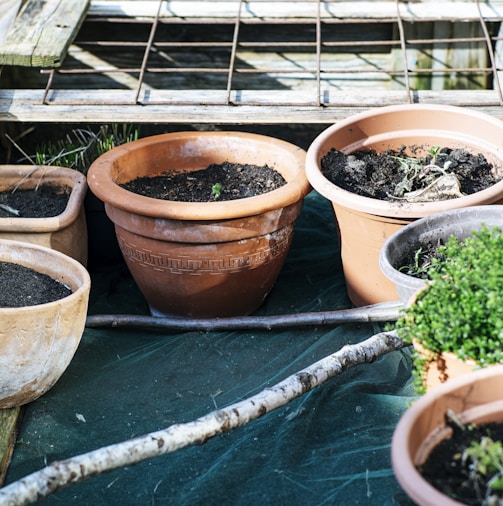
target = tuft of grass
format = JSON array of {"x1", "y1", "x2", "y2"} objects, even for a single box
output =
[{"x1": 31, "y1": 124, "x2": 139, "y2": 175}]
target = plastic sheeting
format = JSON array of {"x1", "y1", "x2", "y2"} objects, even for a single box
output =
[{"x1": 5, "y1": 191, "x2": 416, "y2": 505}]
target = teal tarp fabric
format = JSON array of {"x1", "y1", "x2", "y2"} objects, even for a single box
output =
[{"x1": 5, "y1": 191, "x2": 416, "y2": 505}]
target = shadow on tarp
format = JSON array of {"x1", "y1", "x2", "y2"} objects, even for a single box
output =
[{"x1": 5, "y1": 191, "x2": 416, "y2": 505}]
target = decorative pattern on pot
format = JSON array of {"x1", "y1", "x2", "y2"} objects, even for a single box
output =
[
  {"x1": 88, "y1": 132, "x2": 311, "y2": 318},
  {"x1": 305, "y1": 104, "x2": 503, "y2": 306}
]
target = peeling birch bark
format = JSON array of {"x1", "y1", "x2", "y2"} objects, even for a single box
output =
[{"x1": 0, "y1": 331, "x2": 407, "y2": 506}]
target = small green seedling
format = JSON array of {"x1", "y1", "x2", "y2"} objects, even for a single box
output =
[
  {"x1": 463, "y1": 436, "x2": 503, "y2": 502},
  {"x1": 211, "y1": 183, "x2": 222, "y2": 200}
]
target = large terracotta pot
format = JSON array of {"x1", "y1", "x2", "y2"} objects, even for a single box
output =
[
  {"x1": 392, "y1": 365, "x2": 503, "y2": 506},
  {"x1": 380, "y1": 205, "x2": 503, "y2": 303},
  {"x1": 305, "y1": 104, "x2": 503, "y2": 306},
  {"x1": 0, "y1": 239, "x2": 91, "y2": 408},
  {"x1": 0, "y1": 165, "x2": 88, "y2": 265},
  {"x1": 88, "y1": 131, "x2": 311, "y2": 318}
]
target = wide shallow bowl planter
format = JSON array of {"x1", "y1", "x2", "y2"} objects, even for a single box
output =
[
  {"x1": 0, "y1": 239, "x2": 91, "y2": 408},
  {"x1": 380, "y1": 205, "x2": 503, "y2": 303},
  {"x1": 0, "y1": 165, "x2": 88, "y2": 265},
  {"x1": 305, "y1": 104, "x2": 503, "y2": 306},
  {"x1": 87, "y1": 131, "x2": 311, "y2": 318},
  {"x1": 392, "y1": 365, "x2": 503, "y2": 506}
]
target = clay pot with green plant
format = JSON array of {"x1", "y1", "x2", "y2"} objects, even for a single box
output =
[
  {"x1": 394, "y1": 223, "x2": 503, "y2": 393},
  {"x1": 87, "y1": 131, "x2": 311, "y2": 318},
  {"x1": 305, "y1": 104, "x2": 503, "y2": 306},
  {"x1": 392, "y1": 365, "x2": 503, "y2": 506},
  {"x1": 0, "y1": 239, "x2": 90, "y2": 408}
]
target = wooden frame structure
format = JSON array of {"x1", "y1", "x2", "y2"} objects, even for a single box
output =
[{"x1": 1, "y1": 0, "x2": 503, "y2": 123}]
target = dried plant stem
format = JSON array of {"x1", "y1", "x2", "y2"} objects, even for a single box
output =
[
  {"x1": 0, "y1": 331, "x2": 406, "y2": 506},
  {"x1": 85, "y1": 301, "x2": 404, "y2": 332}
]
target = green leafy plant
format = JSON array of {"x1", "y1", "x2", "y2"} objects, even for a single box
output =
[
  {"x1": 395, "y1": 225, "x2": 503, "y2": 394},
  {"x1": 423, "y1": 410, "x2": 503, "y2": 504},
  {"x1": 463, "y1": 436, "x2": 503, "y2": 500}
]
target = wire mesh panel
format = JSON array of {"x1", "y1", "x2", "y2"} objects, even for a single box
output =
[{"x1": 1, "y1": 0, "x2": 503, "y2": 122}]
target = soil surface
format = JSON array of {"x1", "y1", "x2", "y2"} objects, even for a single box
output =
[
  {"x1": 321, "y1": 146, "x2": 500, "y2": 201},
  {"x1": 419, "y1": 418, "x2": 503, "y2": 505},
  {"x1": 120, "y1": 162, "x2": 286, "y2": 202},
  {"x1": 0, "y1": 184, "x2": 71, "y2": 218},
  {"x1": 395, "y1": 238, "x2": 446, "y2": 279},
  {"x1": 0, "y1": 261, "x2": 72, "y2": 307}
]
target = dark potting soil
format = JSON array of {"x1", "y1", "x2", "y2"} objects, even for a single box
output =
[
  {"x1": 321, "y1": 147, "x2": 500, "y2": 200},
  {"x1": 0, "y1": 261, "x2": 72, "y2": 307},
  {"x1": 0, "y1": 184, "x2": 71, "y2": 218},
  {"x1": 419, "y1": 418, "x2": 503, "y2": 505},
  {"x1": 395, "y1": 239, "x2": 446, "y2": 279},
  {"x1": 120, "y1": 161, "x2": 286, "y2": 202}
]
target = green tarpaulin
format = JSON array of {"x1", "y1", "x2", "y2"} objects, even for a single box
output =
[{"x1": 5, "y1": 190, "x2": 415, "y2": 505}]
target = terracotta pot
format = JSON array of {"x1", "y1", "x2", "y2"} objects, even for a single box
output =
[
  {"x1": 0, "y1": 165, "x2": 88, "y2": 265},
  {"x1": 392, "y1": 365, "x2": 503, "y2": 506},
  {"x1": 380, "y1": 205, "x2": 503, "y2": 303},
  {"x1": 305, "y1": 104, "x2": 503, "y2": 306},
  {"x1": 87, "y1": 131, "x2": 311, "y2": 318},
  {"x1": 412, "y1": 339, "x2": 478, "y2": 392},
  {"x1": 0, "y1": 239, "x2": 91, "y2": 408}
]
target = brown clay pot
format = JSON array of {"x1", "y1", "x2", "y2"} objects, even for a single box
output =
[
  {"x1": 305, "y1": 104, "x2": 503, "y2": 306},
  {"x1": 392, "y1": 365, "x2": 503, "y2": 506},
  {"x1": 87, "y1": 131, "x2": 311, "y2": 318},
  {"x1": 0, "y1": 165, "x2": 88, "y2": 265},
  {"x1": 412, "y1": 339, "x2": 478, "y2": 392},
  {"x1": 0, "y1": 239, "x2": 91, "y2": 408}
]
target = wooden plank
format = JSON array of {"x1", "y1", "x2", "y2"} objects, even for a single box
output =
[
  {"x1": 0, "y1": 406, "x2": 21, "y2": 486},
  {"x1": 88, "y1": 0, "x2": 503, "y2": 22},
  {"x1": 1, "y1": 88, "x2": 503, "y2": 124},
  {"x1": 0, "y1": 0, "x2": 22, "y2": 45},
  {"x1": 391, "y1": 21, "x2": 489, "y2": 91},
  {"x1": 0, "y1": 0, "x2": 90, "y2": 67}
]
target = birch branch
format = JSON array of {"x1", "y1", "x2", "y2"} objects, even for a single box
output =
[{"x1": 0, "y1": 330, "x2": 407, "y2": 506}]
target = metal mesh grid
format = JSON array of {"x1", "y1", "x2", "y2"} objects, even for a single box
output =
[{"x1": 2, "y1": 0, "x2": 503, "y2": 123}]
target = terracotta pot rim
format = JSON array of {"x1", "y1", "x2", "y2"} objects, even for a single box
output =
[
  {"x1": 0, "y1": 165, "x2": 88, "y2": 231},
  {"x1": 88, "y1": 131, "x2": 311, "y2": 221},
  {"x1": 0, "y1": 238, "x2": 91, "y2": 312},
  {"x1": 305, "y1": 104, "x2": 503, "y2": 218},
  {"x1": 392, "y1": 364, "x2": 503, "y2": 506}
]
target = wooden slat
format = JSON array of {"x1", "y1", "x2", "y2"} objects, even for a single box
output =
[
  {"x1": 391, "y1": 21, "x2": 490, "y2": 91},
  {"x1": 0, "y1": 406, "x2": 21, "y2": 486},
  {"x1": 88, "y1": 0, "x2": 503, "y2": 22},
  {"x1": 0, "y1": 0, "x2": 22, "y2": 45},
  {"x1": 1, "y1": 88, "x2": 503, "y2": 123},
  {"x1": 0, "y1": 0, "x2": 90, "y2": 67}
]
